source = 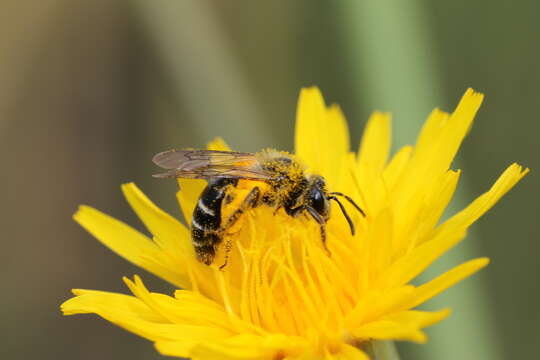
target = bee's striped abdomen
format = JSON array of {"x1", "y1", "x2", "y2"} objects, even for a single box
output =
[{"x1": 191, "y1": 178, "x2": 237, "y2": 264}]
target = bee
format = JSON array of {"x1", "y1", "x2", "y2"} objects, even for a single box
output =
[{"x1": 152, "y1": 148, "x2": 365, "y2": 267}]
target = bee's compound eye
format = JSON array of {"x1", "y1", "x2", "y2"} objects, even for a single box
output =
[{"x1": 309, "y1": 188, "x2": 329, "y2": 217}]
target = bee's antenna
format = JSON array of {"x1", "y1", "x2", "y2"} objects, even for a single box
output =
[
  {"x1": 328, "y1": 192, "x2": 366, "y2": 217},
  {"x1": 328, "y1": 196, "x2": 356, "y2": 236}
]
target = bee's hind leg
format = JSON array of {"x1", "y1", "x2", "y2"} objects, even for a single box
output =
[
  {"x1": 218, "y1": 187, "x2": 260, "y2": 270},
  {"x1": 219, "y1": 238, "x2": 233, "y2": 271}
]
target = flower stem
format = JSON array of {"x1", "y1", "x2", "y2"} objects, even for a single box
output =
[{"x1": 364, "y1": 341, "x2": 401, "y2": 360}]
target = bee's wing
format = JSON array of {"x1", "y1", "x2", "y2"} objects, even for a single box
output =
[{"x1": 152, "y1": 149, "x2": 272, "y2": 180}]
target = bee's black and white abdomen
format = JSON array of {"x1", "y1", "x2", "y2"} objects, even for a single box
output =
[{"x1": 191, "y1": 178, "x2": 237, "y2": 264}]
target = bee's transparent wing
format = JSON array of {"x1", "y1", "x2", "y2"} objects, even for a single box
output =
[{"x1": 152, "y1": 149, "x2": 272, "y2": 180}]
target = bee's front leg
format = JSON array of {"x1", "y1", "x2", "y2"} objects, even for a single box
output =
[
  {"x1": 288, "y1": 205, "x2": 305, "y2": 217},
  {"x1": 305, "y1": 206, "x2": 330, "y2": 256}
]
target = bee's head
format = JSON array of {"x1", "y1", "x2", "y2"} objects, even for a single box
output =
[
  {"x1": 306, "y1": 175, "x2": 366, "y2": 236},
  {"x1": 306, "y1": 175, "x2": 331, "y2": 221}
]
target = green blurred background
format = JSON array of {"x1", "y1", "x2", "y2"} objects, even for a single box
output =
[{"x1": 1, "y1": 1, "x2": 538, "y2": 359}]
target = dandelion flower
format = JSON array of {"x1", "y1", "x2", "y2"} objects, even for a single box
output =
[{"x1": 61, "y1": 88, "x2": 528, "y2": 359}]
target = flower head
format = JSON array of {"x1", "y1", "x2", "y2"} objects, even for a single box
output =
[{"x1": 61, "y1": 88, "x2": 527, "y2": 359}]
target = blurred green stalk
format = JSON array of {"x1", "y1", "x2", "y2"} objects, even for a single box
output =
[
  {"x1": 132, "y1": 0, "x2": 270, "y2": 150},
  {"x1": 367, "y1": 341, "x2": 401, "y2": 360},
  {"x1": 339, "y1": 1, "x2": 502, "y2": 360}
]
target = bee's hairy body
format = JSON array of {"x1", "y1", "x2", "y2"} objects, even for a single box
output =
[
  {"x1": 191, "y1": 151, "x2": 318, "y2": 265},
  {"x1": 190, "y1": 178, "x2": 237, "y2": 265},
  {"x1": 153, "y1": 148, "x2": 364, "y2": 267}
]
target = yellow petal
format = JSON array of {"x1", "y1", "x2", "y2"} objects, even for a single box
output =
[
  {"x1": 413, "y1": 88, "x2": 484, "y2": 178},
  {"x1": 351, "y1": 309, "x2": 449, "y2": 343},
  {"x1": 62, "y1": 288, "x2": 165, "y2": 322},
  {"x1": 390, "y1": 170, "x2": 461, "y2": 253},
  {"x1": 437, "y1": 163, "x2": 528, "y2": 235},
  {"x1": 121, "y1": 183, "x2": 192, "y2": 258},
  {"x1": 383, "y1": 145, "x2": 412, "y2": 191},
  {"x1": 381, "y1": 164, "x2": 527, "y2": 290},
  {"x1": 391, "y1": 89, "x2": 484, "y2": 226},
  {"x1": 414, "y1": 170, "x2": 461, "y2": 245},
  {"x1": 327, "y1": 104, "x2": 350, "y2": 156},
  {"x1": 383, "y1": 309, "x2": 450, "y2": 328},
  {"x1": 190, "y1": 343, "x2": 269, "y2": 360},
  {"x1": 368, "y1": 208, "x2": 394, "y2": 276},
  {"x1": 177, "y1": 179, "x2": 206, "y2": 225},
  {"x1": 294, "y1": 87, "x2": 350, "y2": 187},
  {"x1": 404, "y1": 258, "x2": 490, "y2": 309},
  {"x1": 62, "y1": 289, "x2": 226, "y2": 343},
  {"x1": 325, "y1": 104, "x2": 351, "y2": 188},
  {"x1": 349, "y1": 320, "x2": 427, "y2": 344},
  {"x1": 295, "y1": 87, "x2": 327, "y2": 170},
  {"x1": 125, "y1": 276, "x2": 234, "y2": 332},
  {"x1": 413, "y1": 108, "x2": 449, "y2": 161},
  {"x1": 329, "y1": 344, "x2": 369, "y2": 360},
  {"x1": 154, "y1": 340, "x2": 200, "y2": 358},
  {"x1": 353, "y1": 112, "x2": 392, "y2": 213},
  {"x1": 360, "y1": 286, "x2": 417, "y2": 326},
  {"x1": 378, "y1": 228, "x2": 467, "y2": 289},
  {"x1": 73, "y1": 206, "x2": 188, "y2": 287},
  {"x1": 358, "y1": 111, "x2": 392, "y2": 176},
  {"x1": 188, "y1": 334, "x2": 305, "y2": 360}
]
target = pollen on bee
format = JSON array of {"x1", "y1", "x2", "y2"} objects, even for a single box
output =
[{"x1": 224, "y1": 193, "x2": 235, "y2": 205}]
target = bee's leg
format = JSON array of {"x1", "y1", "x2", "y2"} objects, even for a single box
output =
[
  {"x1": 305, "y1": 206, "x2": 331, "y2": 256},
  {"x1": 288, "y1": 205, "x2": 305, "y2": 217},
  {"x1": 287, "y1": 206, "x2": 309, "y2": 221},
  {"x1": 218, "y1": 186, "x2": 260, "y2": 270},
  {"x1": 221, "y1": 186, "x2": 261, "y2": 230},
  {"x1": 219, "y1": 238, "x2": 233, "y2": 271}
]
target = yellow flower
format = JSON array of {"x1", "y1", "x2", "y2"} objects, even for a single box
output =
[{"x1": 61, "y1": 87, "x2": 527, "y2": 359}]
